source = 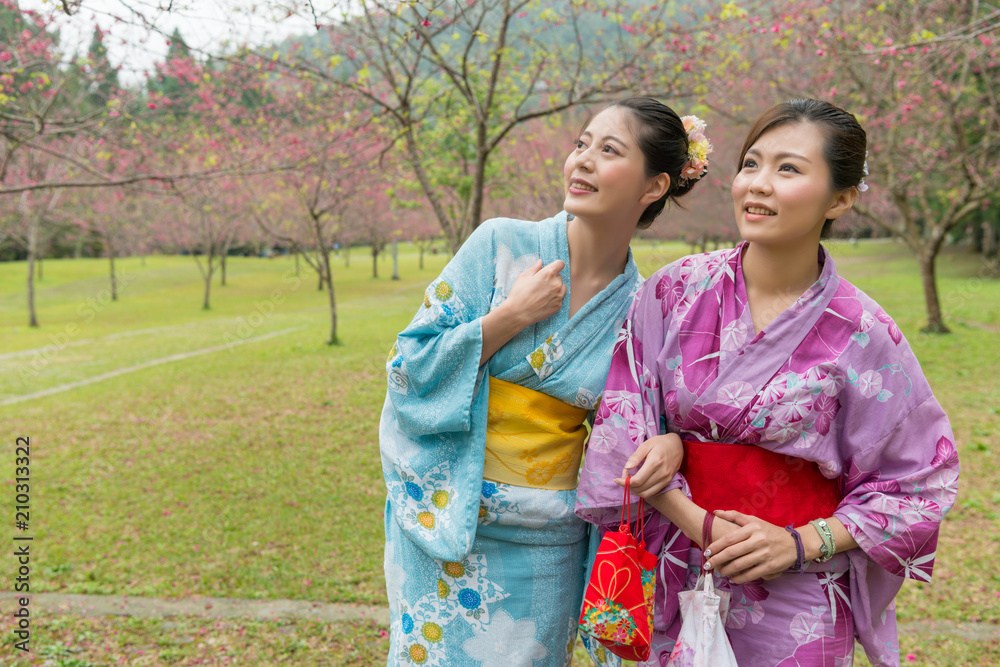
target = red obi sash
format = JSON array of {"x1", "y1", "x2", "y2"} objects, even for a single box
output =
[{"x1": 679, "y1": 440, "x2": 842, "y2": 527}]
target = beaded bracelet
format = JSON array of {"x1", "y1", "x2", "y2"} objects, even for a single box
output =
[
  {"x1": 784, "y1": 525, "x2": 805, "y2": 572},
  {"x1": 809, "y1": 518, "x2": 836, "y2": 562}
]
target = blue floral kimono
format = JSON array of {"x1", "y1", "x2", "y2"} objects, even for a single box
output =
[{"x1": 380, "y1": 212, "x2": 641, "y2": 666}]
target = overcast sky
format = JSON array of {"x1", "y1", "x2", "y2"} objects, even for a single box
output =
[{"x1": 20, "y1": 0, "x2": 319, "y2": 85}]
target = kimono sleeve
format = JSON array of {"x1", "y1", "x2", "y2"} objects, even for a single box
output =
[
  {"x1": 835, "y1": 395, "x2": 958, "y2": 581},
  {"x1": 576, "y1": 275, "x2": 674, "y2": 528},
  {"x1": 831, "y1": 343, "x2": 959, "y2": 660},
  {"x1": 576, "y1": 272, "x2": 691, "y2": 637},
  {"x1": 835, "y1": 390, "x2": 959, "y2": 583},
  {"x1": 385, "y1": 221, "x2": 496, "y2": 437}
]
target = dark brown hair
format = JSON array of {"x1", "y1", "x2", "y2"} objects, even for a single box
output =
[
  {"x1": 738, "y1": 99, "x2": 867, "y2": 237},
  {"x1": 606, "y1": 97, "x2": 702, "y2": 229}
]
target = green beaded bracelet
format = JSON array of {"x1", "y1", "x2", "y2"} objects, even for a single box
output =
[{"x1": 809, "y1": 518, "x2": 836, "y2": 563}]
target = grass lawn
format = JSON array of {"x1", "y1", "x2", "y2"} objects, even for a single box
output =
[{"x1": 1, "y1": 239, "x2": 997, "y2": 665}]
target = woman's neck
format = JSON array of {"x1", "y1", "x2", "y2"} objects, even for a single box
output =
[
  {"x1": 742, "y1": 240, "x2": 822, "y2": 300},
  {"x1": 566, "y1": 214, "x2": 633, "y2": 284}
]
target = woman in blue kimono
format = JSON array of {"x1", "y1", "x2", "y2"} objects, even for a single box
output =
[{"x1": 379, "y1": 97, "x2": 713, "y2": 666}]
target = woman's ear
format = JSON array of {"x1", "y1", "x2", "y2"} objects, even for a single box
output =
[
  {"x1": 825, "y1": 187, "x2": 858, "y2": 221},
  {"x1": 640, "y1": 173, "x2": 670, "y2": 205}
]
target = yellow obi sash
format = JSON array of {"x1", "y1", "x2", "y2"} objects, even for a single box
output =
[{"x1": 483, "y1": 377, "x2": 589, "y2": 490}]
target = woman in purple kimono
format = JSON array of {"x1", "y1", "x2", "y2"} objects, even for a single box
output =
[{"x1": 576, "y1": 99, "x2": 959, "y2": 667}]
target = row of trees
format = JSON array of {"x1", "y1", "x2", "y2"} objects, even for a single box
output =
[{"x1": 1, "y1": 0, "x2": 997, "y2": 339}]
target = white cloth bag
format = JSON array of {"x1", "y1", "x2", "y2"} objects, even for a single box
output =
[{"x1": 664, "y1": 572, "x2": 738, "y2": 667}]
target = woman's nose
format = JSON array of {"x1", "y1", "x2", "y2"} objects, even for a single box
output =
[
  {"x1": 748, "y1": 170, "x2": 771, "y2": 194},
  {"x1": 572, "y1": 146, "x2": 594, "y2": 171}
]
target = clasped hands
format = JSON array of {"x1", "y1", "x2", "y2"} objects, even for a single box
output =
[
  {"x1": 613, "y1": 433, "x2": 797, "y2": 584},
  {"x1": 703, "y1": 510, "x2": 798, "y2": 583}
]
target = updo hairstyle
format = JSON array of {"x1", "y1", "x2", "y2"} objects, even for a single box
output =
[
  {"x1": 738, "y1": 99, "x2": 868, "y2": 237},
  {"x1": 608, "y1": 97, "x2": 701, "y2": 229}
]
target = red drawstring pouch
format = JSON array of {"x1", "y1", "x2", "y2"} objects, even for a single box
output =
[{"x1": 578, "y1": 477, "x2": 657, "y2": 661}]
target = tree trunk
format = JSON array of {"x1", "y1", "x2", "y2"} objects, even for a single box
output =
[
  {"x1": 983, "y1": 221, "x2": 997, "y2": 260},
  {"x1": 403, "y1": 124, "x2": 457, "y2": 250},
  {"x1": 391, "y1": 238, "x2": 400, "y2": 280},
  {"x1": 372, "y1": 246, "x2": 379, "y2": 278},
  {"x1": 295, "y1": 249, "x2": 300, "y2": 276},
  {"x1": 322, "y1": 250, "x2": 338, "y2": 345},
  {"x1": 467, "y1": 127, "x2": 488, "y2": 240},
  {"x1": 26, "y1": 213, "x2": 39, "y2": 328},
  {"x1": 26, "y1": 253, "x2": 38, "y2": 328},
  {"x1": 419, "y1": 244, "x2": 425, "y2": 270},
  {"x1": 203, "y1": 249, "x2": 214, "y2": 310},
  {"x1": 918, "y1": 251, "x2": 949, "y2": 333},
  {"x1": 108, "y1": 238, "x2": 118, "y2": 301},
  {"x1": 971, "y1": 216, "x2": 984, "y2": 253},
  {"x1": 220, "y1": 252, "x2": 228, "y2": 286}
]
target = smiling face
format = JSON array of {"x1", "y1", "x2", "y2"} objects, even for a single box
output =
[
  {"x1": 732, "y1": 121, "x2": 855, "y2": 250},
  {"x1": 562, "y1": 106, "x2": 667, "y2": 226}
]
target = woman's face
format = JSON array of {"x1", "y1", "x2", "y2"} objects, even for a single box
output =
[
  {"x1": 732, "y1": 121, "x2": 850, "y2": 249},
  {"x1": 563, "y1": 106, "x2": 664, "y2": 225}
]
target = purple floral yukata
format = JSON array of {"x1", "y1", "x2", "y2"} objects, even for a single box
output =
[{"x1": 575, "y1": 243, "x2": 959, "y2": 667}]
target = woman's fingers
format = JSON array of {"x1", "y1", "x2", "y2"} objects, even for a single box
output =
[
  {"x1": 713, "y1": 509, "x2": 753, "y2": 526},
  {"x1": 705, "y1": 521, "x2": 752, "y2": 556},
  {"x1": 705, "y1": 513, "x2": 797, "y2": 580},
  {"x1": 544, "y1": 259, "x2": 565, "y2": 274},
  {"x1": 523, "y1": 258, "x2": 543, "y2": 275},
  {"x1": 714, "y1": 552, "x2": 759, "y2": 579},
  {"x1": 622, "y1": 439, "x2": 655, "y2": 479},
  {"x1": 506, "y1": 258, "x2": 566, "y2": 324},
  {"x1": 622, "y1": 434, "x2": 684, "y2": 497}
]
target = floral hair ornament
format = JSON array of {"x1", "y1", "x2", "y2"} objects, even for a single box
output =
[
  {"x1": 857, "y1": 151, "x2": 870, "y2": 192},
  {"x1": 679, "y1": 115, "x2": 713, "y2": 183}
]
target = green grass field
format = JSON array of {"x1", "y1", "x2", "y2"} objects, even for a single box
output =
[{"x1": 1, "y1": 239, "x2": 998, "y2": 666}]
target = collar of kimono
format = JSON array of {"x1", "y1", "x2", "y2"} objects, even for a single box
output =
[
  {"x1": 483, "y1": 376, "x2": 589, "y2": 490},
  {"x1": 681, "y1": 243, "x2": 839, "y2": 442}
]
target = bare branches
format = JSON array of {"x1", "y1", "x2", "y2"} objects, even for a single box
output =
[{"x1": 249, "y1": 0, "x2": 696, "y2": 249}]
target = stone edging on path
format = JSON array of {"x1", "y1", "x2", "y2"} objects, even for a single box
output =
[{"x1": 2, "y1": 593, "x2": 998, "y2": 642}]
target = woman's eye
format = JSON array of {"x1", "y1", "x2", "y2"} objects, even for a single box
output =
[
  {"x1": 574, "y1": 139, "x2": 586, "y2": 149},
  {"x1": 741, "y1": 159, "x2": 756, "y2": 169},
  {"x1": 779, "y1": 163, "x2": 799, "y2": 173},
  {"x1": 602, "y1": 144, "x2": 619, "y2": 154}
]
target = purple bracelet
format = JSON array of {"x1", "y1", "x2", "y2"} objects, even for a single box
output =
[{"x1": 785, "y1": 525, "x2": 805, "y2": 573}]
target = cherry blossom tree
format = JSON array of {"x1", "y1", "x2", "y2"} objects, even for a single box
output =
[
  {"x1": 0, "y1": 149, "x2": 69, "y2": 326},
  {"x1": 246, "y1": 89, "x2": 381, "y2": 344},
  {"x1": 701, "y1": 0, "x2": 1000, "y2": 332},
  {"x1": 270, "y1": 0, "x2": 706, "y2": 250}
]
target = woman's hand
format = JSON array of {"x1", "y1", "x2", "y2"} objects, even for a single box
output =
[
  {"x1": 480, "y1": 259, "x2": 566, "y2": 364},
  {"x1": 703, "y1": 510, "x2": 797, "y2": 584},
  {"x1": 504, "y1": 259, "x2": 567, "y2": 327},
  {"x1": 613, "y1": 433, "x2": 684, "y2": 498}
]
